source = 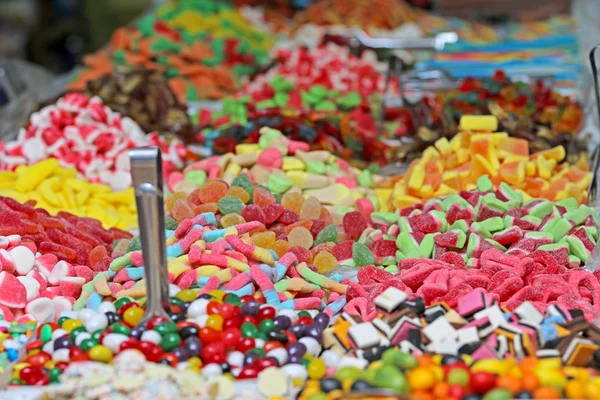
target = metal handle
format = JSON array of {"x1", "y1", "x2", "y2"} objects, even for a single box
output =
[
  {"x1": 586, "y1": 45, "x2": 600, "y2": 206},
  {"x1": 129, "y1": 147, "x2": 171, "y2": 325},
  {"x1": 351, "y1": 29, "x2": 457, "y2": 51}
]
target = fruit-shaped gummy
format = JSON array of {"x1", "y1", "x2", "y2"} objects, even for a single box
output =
[
  {"x1": 251, "y1": 231, "x2": 276, "y2": 248},
  {"x1": 284, "y1": 220, "x2": 313, "y2": 235},
  {"x1": 280, "y1": 192, "x2": 304, "y2": 214},
  {"x1": 220, "y1": 213, "x2": 245, "y2": 228},
  {"x1": 270, "y1": 240, "x2": 292, "y2": 258},
  {"x1": 299, "y1": 196, "x2": 321, "y2": 220},
  {"x1": 226, "y1": 187, "x2": 251, "y2": 204},
  {"x1": 313, "y1": 252, "x2": 338, "y2": 274},
  {"x1": 343, "y1": 211, "x2": 368, "y2": 240},
  {"x1": 193, "y1": 203, "x2": 219, "y2": 215},
  {"x1": 172, "y1": 199, "x2": 195, "y2": 222},
  {"x1": 288, "y1": 227, "x2": 314, "y2": 249},
  {"x1": 252, "y1": 187, "x2": 276, "y2": 207},
  {"x1": 166, "y1": 192, "x2": 188, "y2": 212},
  {"x1": 279, "y1": 210, "x2": 299, "y2": 225},
  {"x1": 241, "y1": 205, "x2": 266, "y2": 224},
  {"x1": 263, "y1": 204, "x2": 284, "y2": 225},
  {"x1": 198, "y1": 181, "x2": 228, "y2": 204}
]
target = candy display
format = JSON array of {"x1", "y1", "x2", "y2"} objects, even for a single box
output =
[
  {"x1": 200, "y1": 43, "x2": 400, "y2": 163},
  {"x1": 3, "y1": 0, "x2": 600, "y2": 399},
  {"x1": 0, "y1": 159, "x2": 137, "y2": 230},
  {"x1": 389, "y1": 116, "x2": 591, "y2": 209},
  {"x1": 0, "y1": 93, "x2": 190, "y2": 191},
  {"x1": 82, "y1": 70, "x2": 195, "y2": 143},
  {"x1": 69, "y1": 0, "x2": 274, "y2": 102}
]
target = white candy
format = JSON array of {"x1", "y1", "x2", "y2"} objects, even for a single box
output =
[
  {"x1": 17, "y1": 276, "x2": 40, "y2": 301},
  {"x1": 298, "y1": 337, "x2": 321, "y2": 356},
  {"x1": 10, "y1": 246, "x2": 35, "y2": 275},
  {"x1": 320, "y1": 350, "x2": 341, "y2": 368},
  {"x1": 266, "y1": 348, "x2": 288, "y2": 365},
  {"x1": 277, "y1": 309, "x2": 298, "y2": 323},
  {"x1": 102, "y1": 333, "x2": 129, "y2": 353},
  {"x1": 48, "y1": 261, "x2": 70, "y2": 285},
  {"x1": 202, "y1": 363, "x2": 223, "y2": 378},
  {"x1": 97, "y1": 301, "x2": 116, "y2": 315},
  {"x1": 176, "y1": 362, "x2": 190, "y2": 371},
  {"x1": 193, "y1": 315, "x2": 209, "y2": 328},
  {"x1": 227, "y1": 351, "x2": 244, "y2": 367},
  {"x1": 75, "y1": 332, "x2": 92, "y2": 346},
  {"x1": 254, "y1": 338, "x2": 265, "y2": 349},
  {"x1": 187, "y1": 299, "x2": 208, "y2": 317},
  {"x1": 25, "y1": 298, "x2": 54, "y2": 322},
  {"x1": 51, "y1": 329, "x2": 68, "y2": 340},
  {"x1": 52, "y1": 348, "x2": 70, "y2": 362},
  {"x1": 168, "y1": 284, "x2": 181, "y2": 296},
  {"x1": 77, "y1": 309, "x2": 96, "y2": 324},
  {"x1": 43, "y1": 340, "x2": 55, "y2": 355},
  {"x1": 85, "y1": 313, "x2": 108, "y2": 332},
  {"x1": 282, "y1": 364, "x2": 308, "y2": 382},
  {"x1": 140, "y1": 330, "x2": 161, "y2": 345},
  {"x1": 53, "y1": 296, "x2": 74, "y2": 318},
  {"x1": 3, "y1": 339, "x2": 19, "y2": 350}
]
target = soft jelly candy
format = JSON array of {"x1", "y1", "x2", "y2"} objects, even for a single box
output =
[
  {"x1": 270, "y1": 240, "x2": 292, "y2": 258},
  {"x1": 251, "y1": 231, "x2": 276, "y2": 248},
  {"x1": 220, "y1": 213, "x2": 245, "y2": 228},
  {"x1": 225, "y1": 186, "x2": 251, "y2": 204},
  {"x1": 217, "y1": 196, "x2": 244, "y2": 215},
  {"x1": 288, "y1": 227, "x2": 314, "y2": 249},
  {"x1": 198, "y1": 181, "x2": 228, "y2": 204},
  {"x1": 281, "y1": 192, "x2": 305, "y2": 214},
  {"x1": 343, "y1": 211, "x2": 368, "y2": 240},
  {"x1": 171, "y1": 199, "x2": 195, "y2": 222},
  {"x1": 241, "y1": 205, "x2": 266, "y2": 224},
  {"x1": 299, "y1": 196, "x2": 322, "y2": 220},
  {"x1": 313, "y1": 251, "x2": 338, "y2": 274},
  {"x1": 253, "y1": 187, "x2": 276, "y2": 207}
]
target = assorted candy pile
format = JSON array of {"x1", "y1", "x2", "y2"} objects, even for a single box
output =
[
  {"x1": 82, "y1": 70, "x2": 195, "y2": 143},
  {"x1": 0, "y1": 93, "x2": 190, "y2": 191},
  {"x1": 200, "y1": 43, "x2": 400, "y2": 163},
  {"x1": 389, "y1": 115, "x2": 591, "y2": 209},
  {"x1": 1, "y1": 1, "x2": 598, "y2": 398},
  {"x1": 178, "y1": 127, "x2": 389, "y2": 211},
  {"x1": 0, "y1": 159, "x2": 137, "y2": 230},
  {"x1": 69, "y1": 0, "x2": 273, "y2": 102}
]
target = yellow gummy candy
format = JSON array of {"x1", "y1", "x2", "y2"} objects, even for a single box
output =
[
  {"x1": 14, "y1": 158, "x2": 59, "y2": 192},
  {"x1": 459, "y1": 115, "x2": 498, "y2": 132}
]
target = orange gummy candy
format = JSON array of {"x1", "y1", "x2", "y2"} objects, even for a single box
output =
[
  {"x1": 198, "y1": 181, "x2": 228, "y2": 204},
  {"x1": 281, "y1": 192, "x2": 305, "y2": 214}
]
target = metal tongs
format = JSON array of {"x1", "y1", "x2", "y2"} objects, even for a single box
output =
[
  {"x1": 587, "y1": 45, "x2": 600, "y2": 207},
  {"x1": 130, "y1": 147, "x2": 171, "y2": 326}
]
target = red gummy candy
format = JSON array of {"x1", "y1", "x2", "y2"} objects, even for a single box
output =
[
  {"x1": 438, "y1": 251, "x2": 466, "y2": 269},
  {"x1": 412, "y1": 213, "x2": 440, "y2": 234},
  {"x1": 342, "y1": 211, "x2": 368, "y2": 240},
  {"x1": 357, "y1": 265, "x2": 392, "y2": 285},
  {"x1": 278, "y1": 209, "x2": 299, "y2": 225},
  {"x1": 310, "y1": 219, "x2": 325, "y2": 237},
  {"x1": 289, "y1": 246, "x2": 311, "y2": 263},
  {"x1": 370, "y1": 240, "x2": 397, "y2": 258},
  {"x1": 39, "y1": 242, "x2": 77, "y2": 261},
  {"x1": 332, "y1": 240, "x2": 354, "y2": 261},
  {"x1": 263, "y1": 204, "x2": 284, "y2": 225},
  {"x1": 492, "y1": 226, "x2": 523, "y2": 245},
  {"x1": 241, "y1": 205, "x2": 266, "y2": 224}
]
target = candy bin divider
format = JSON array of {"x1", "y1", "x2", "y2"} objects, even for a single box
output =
[
  {"x1": 587, "y1": 45, "x2": 600, "y2": 206},
  {"x1": 129, "y1": 147, "x2": 171, "y2": 325}
]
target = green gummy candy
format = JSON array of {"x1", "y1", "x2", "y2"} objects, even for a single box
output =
[
  {"x1": 485, "y1": 238, "x2": 507, "y2": 252},
  {"x1": 352, "y1": 243, "x2": 375, "y2": 267},
  {"x1": 315, "y1": 101, "x2": 337, "y2": 111},
  {"x1": 367, "y1": 194, "x2": 380, "y2": 211},
  {"x1": 384, "y1": 265, "x2": 399, "y2": 273},
  {"x1": 267, "y1": 175, "x2": 293, "y2": 194},
  {"x1": 584, "y1": 226, "x2": 599, "y2": 241},
  {"x1": 185, "y1": 170, "x2": 207, "y2": 186},
  {"x1": 564, "y1": 207, "x2": 592, "y2": 225},
  {"x1": 528, "y1": 200, "x2": 553, "y2": 219},
  {"x1": 217, "y1": 196, "x2": 244, "y2": 215},
  {"x1": 551, "y1": 218, "x2": 572, "y2": 241},
  {"x1": 310, "y1": 85, "x2": 327, "y2": 99},
  {"x1": 450, "y1": 220, "x2": 469, "y2": 233},
  {"x1": 482, "y1": 194, "x2": 509, "y2": 212},
  {"x1": 137, "y1": 15, "x2": 155, "y2": 36},
  {"x1": 396, "y1": 231, "x2": 419, "y2": 252},
  {"x1": 305, "y1": 160, "x2": 326, "y2": 175},
  {"x1": 467, "y1": 234, "x2": 482, "y2": 258},
  {"x1": 568, "y1": 254, "x2": 581, "y2": 266},
  {"x1": 126, "y1": 236, "x2": 142, "y2": 252},
  {"x1": 479, "y1": 217, "x2": 504, "y2": 232},
  {"x1": 471, "y1": 222, "x2": 491, "y2": 239},
  {"x1": 274, "y1": 92, "x2": 289, "y2": 107},
  {"x1": 541, "y1": 216, "x2": 560, "y2": 234},
  {"x1": 371, "y1": 212, "x2": 399, "y2": 224},
  {"x1": 337, "y1": 91, "x2": 361, "y2": 109},
  {"x1": 521, "y1": 215, "x2": 542, "y2": 225},
  {"x1": 164, "y1": 217, "x2": 178, "y2": 231},
  {"x1": 467, "y1": 258, "x2": 478, "y2": 268},
  {"x1": 256, "y1": 99, "x2": 276, "y2": 110},
  {"x1": 555, "y1": 198, "x2": 578, "y2": 212},
  {"x1": 430, "y1": 210, "x2": 448, "y2": 231},
  {"x1": 538, "y1": 242, "x2": 569, "y2": 252},
  {"x1": 419, "y1": 233, "x2": 437, "y2": 258},
  {"x1": 358, "y1": 170, "x2": 375, "y2": 188},
  {"x1": 397, "y1": 216, "x2": 412, "y2": 233},
  {"x1": 336, "y1": 206, "x2": 353, "y2": 216},
  {"x1": 525, "y1": 231, "x2": 554, "y2": 240},
  {"x1": 395, "y1": 250, "x2": 406, "y2": 261},
  {"x1": 441, "y1": 195, "x2": 469, "y2": 212},
  {"x1": 498, "y1": 182, "x2": 523, "y2": 204},
  {"x1": 231, "y1": 173, "x2": 253, "y2": 192},
  {"x1": 408, "y1": 209, "x2": 422, "y2": 217},
  {"x1": 565, "y1": 236, "x2": 590, "y2": 262},
  {"x1": 476, "y1": 175, "x2": 493, "y2": 192}
]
